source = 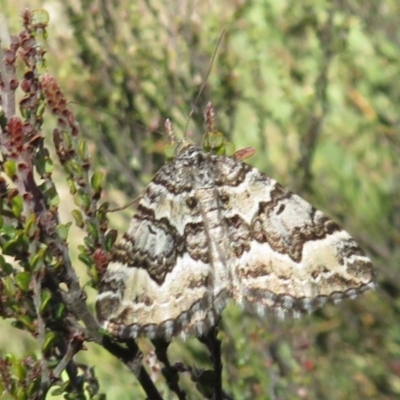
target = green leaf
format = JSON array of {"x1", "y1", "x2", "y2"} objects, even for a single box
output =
[
  {"x1": 44, "y1": 185, "x2": 60, "y2": 208},
  {"x1": 67, "y1": 177, "x2": 77, "y2": 195},
  {"x1": 0, "y1": 258, "x2": 13, "y2": 275},
  {"x1": 89, "y1": 264, "x2": 99, "y2": 282},
  {"x1": 35, "y1": 154, "x2": 53, "y2": 176},
  {"x1": 14, "y1": 388, "x2": 27, "y2": 400},
  {"x1": 86, "y1": 221, "x2": 99, "y2": 241},
  {"x1": 15, "y1": 314, "x2": 34, "y2": 331},
  {"x1": 55, "y1": 303, "x2": 66, "y2": 319},
  {"x1": 105, "y1": 229, "x2": 117, "y2": 251},
  {"x1": 10, "y1": 195, "x2": 23, "y2": 218},
  {"x1": 51, "y1": 381, "x2": 71, "y2": 396},
  {"x1": 78, "y1": 138, "x2": 89, "y2": 161},
  {"x1": 31, "y1": 9, "x2": 50, "y2": 25},
  {"x1": 12, "y1": 358, "x2": 27, "y2": 380},
  {"x1": 61, "y1": 131, "x2": 73, "y2": 150},
  {"x1": 36, "y1": 99, "x2": 46, "y2": 117},
  {"x1": 24, "y1": 214, "x2": 37, "y2": 238},
  {"x1": 78, "y1": 253, "x2": 93, "y2": 267},
  {"x1": 3, "y1": 160, "x2": 17, "y2": 179},
  {"x1": 15, "y1": 271, "x2": 30, "y2": 292},
  {"x1": 42, "y1": 331, "x2": 57, "y2": 353},
  {"x1": 203, "y1": 130, "x2": 225, "y2": 150},
  {"x1": 2, "y1": 232, "x2": 29, "y2": 255},
  {"x1": 56, "y1": 222, "x2": 72, "y2": 240},
  {"x1": 27, "y1": 377, "x2": 41, "y2": 399},
  {"x1": 30, "y1": 251, "x2": 45, "y2": 272},
  {"x1": 3, "y1": 276, "x2": 16, "y2": 296},
  {"x1": 40, "y1": 289, "x2": 52, "y2": 314},
  {"x1": 73, "y1": 191, "x2": 90, "y2": 210},
  {"x1": 72, "y1": 209, "x2": 84, "y2": 228},
  {"x1": 91, "y1": 171, "x2": 104, "y2": 193}
]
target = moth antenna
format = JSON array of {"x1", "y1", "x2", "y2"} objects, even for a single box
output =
[
  {"x1": 183, "y1": 30, "x2": 226, "y2": 138},
  {"x1": 107, "y1": 194, "x2": 143, "y2": 213}
]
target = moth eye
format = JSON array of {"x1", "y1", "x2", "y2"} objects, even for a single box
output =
[{"x1": 186, "y1": 197, "x2": 197, "y2": 209}]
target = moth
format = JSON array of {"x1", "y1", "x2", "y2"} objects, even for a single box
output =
[{"x1": 96, "y1": 108, "x2": 375, "y2": 340}]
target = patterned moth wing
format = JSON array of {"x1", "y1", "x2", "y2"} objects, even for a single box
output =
[
  {"x1": 208, "y1": 155, "x2": 375, "y2": 317},
  {"x1": 96, "y1": 142, "x2": 375, "y2": 339},
  {"x1": 96, "y1": 143, "x2": 233, "y2": 339}
]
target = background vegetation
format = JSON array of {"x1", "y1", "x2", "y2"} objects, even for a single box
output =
[{"x1": 0, "y1": 0, "x2": 399, "y2": 399}]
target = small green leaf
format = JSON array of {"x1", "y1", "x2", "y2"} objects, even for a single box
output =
[
  {"x1": 24, "y1": 214, "x2": 37, "y2": 238},
  {"x1": 68, "y1": 159, "x2": 84, "y2": 179},
  {"x1": 36, "y1": 99, "x2": 46, "y2": 117},
  {"x1": 86, "y1": 221, "x2": 99, "y2": 241},
  {"x1": 55, "y1": 303, "x2": 66, "y2": 319},
  {"x1": 72, "y1": 209, "x2": 84, "y2": 228},
  {"x1": 14, "y1": 388, "x2": 27, "y2": 400},
  {"x1": 10, "y1": 195, "x2": 23, "y2": 218},
  {"x1": 56, "y1": 222, "x2": 72, "y2": 240},
  {"x1": 203, "y1": 130, "x2": 225, "y2": 150},
  {"x1": 12, "y1": 359, "x2": 27, "y2": 380},
  {"x1": 0, "y1": 256, "x2": 13, "y2": 275},
  {"x1": 105, "y1": 229, "x2": 118, "y2": 251},
  {"x1": 78, "y1": 253, "x2": 93, "y2": 267},
  {"x1": 224, "y1": 141, "x2": 235, "y2": 156},
  {"x1": 20, "y1": 108, "x2": 31, "y2": 119},
  {"x1": 89, "y1": 264, "x2": 99, "y2": 282},
  {"x1": 42, "y1": 331, "x2": 57, "y2": 353},
  {"x1": 91, "y1": 171, "x2": 104, "y2": 193},
  {"x1": 44, "y1": 186, "x2": 60, "y2": 208},
  {"x1": 40, "y1": 289, "x2": 52, "y2": 314},
  {"x1": 27, "y1": 378, "x2": 41, "y2": 398},
  {"x1": 64, "y1": 159, "x2": 83, "y2": 179},
  {"x1": 51, "y1": 381, "x2": 71, "y2": 396},
  {"x1": 3, "y1": 160, "x2": 17, "y2": 179},
  {"x1": 61, "y1": 131, "x2": 73, "y2": 150},
  {"x1": 83, "y1": 235, "x2": 95, "y2": 249},
  {"x1": 5, "y1": 353, "x2": 16, "y2": 364},
  {"x1": 30, "y1": 251, "x2": 45, "y2": 272},
  {"x1": 3, "y1": 232, "x2": 29, "y2": 255},
  {"x1": 15, "y1": 314, "x2": 34, "y2": 331},
  {"x1": 73, "y1": 191, "x2": 90, "y2": 210},
  {"x1": 15, "y1": 271, "x2": 31, "y2": 292},
  {"x1": 3, "y1": 276, "x2": 16, "y2": 296},
  {"x1": 67, "y1": 177, "x2": 77, "y2": 195},
  {"x1": 78, "y1": 138, "x2": 89, "y2": 161},
  {"x1": 32, "y1": 9, "x2": 50, "y2": 25}
]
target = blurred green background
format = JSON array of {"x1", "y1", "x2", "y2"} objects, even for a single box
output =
[{"x1": 1, "y1": 0, "x2": 399, "y2": 399}]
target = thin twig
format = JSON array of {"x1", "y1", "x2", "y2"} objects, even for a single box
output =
[
  {"x1": 0, "y1": 40, "x2": 16, "y2": 120},
  {"x1": 183, "y1": 30, "x2": 226, "y2": 137},
  {"x1": 53, "y1": 337, "x2": 83, "y2": 378},
  {"x1": 152, "y1": 339, "x2": 187, "y2": 400},
  {"x1": 32, "y1": 271, "x2": 51, "y2": 398},
  {"x1": 199, "y1": 327, "x2": 223, "y2": 400},
  {"x1": 102, "y1": 337, "x2": 163, "y2": 400}
]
